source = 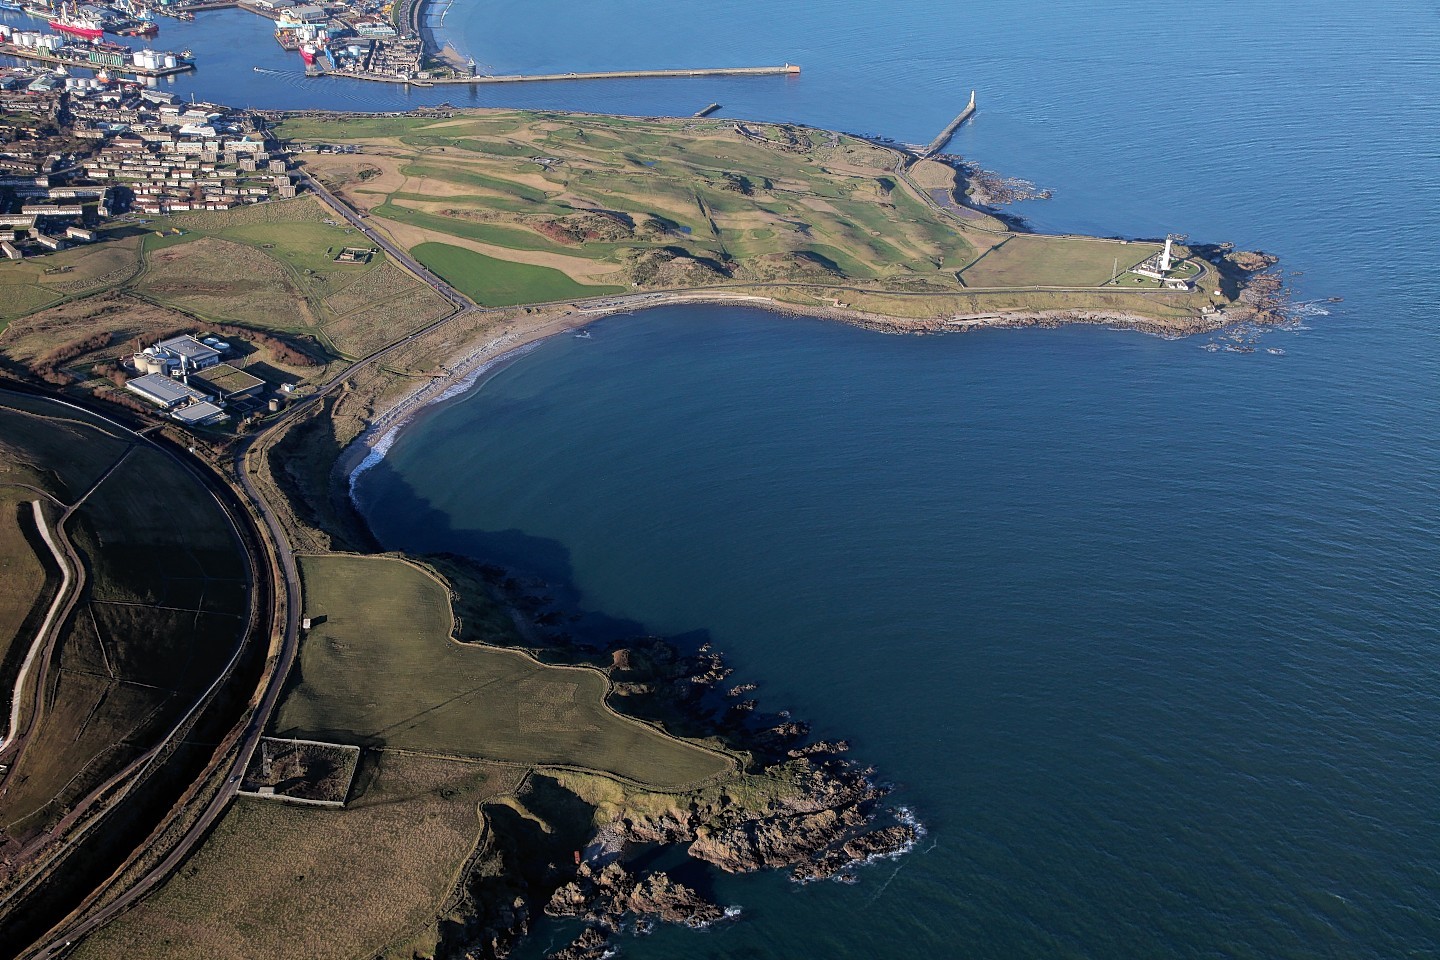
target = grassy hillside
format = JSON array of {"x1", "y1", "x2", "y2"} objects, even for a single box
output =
[
  {"x1": 277, "y1": 555, "x2": 731, "y2": 789},
  {"x1": 70, "y1": 752, "x2": 522, "y2": 960},
  {"x1": 0, "y1": 395, "x2": 251, "y2": 847}
]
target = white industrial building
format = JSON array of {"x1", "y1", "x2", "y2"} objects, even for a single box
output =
[
  {"x1": 134, "y1": 335, "x2": 223, "y2": 376},
  {"x1": 125, "y1": 373, "x2": 209, "y2": 409}
]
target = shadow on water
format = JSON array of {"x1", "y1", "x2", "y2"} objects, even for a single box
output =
[
  {"x1": 358, "y1": 451, "x2": 651, "y2": 644},
  {"x1": 347, "y1": 453, "x2": 808, "y2": 754}
]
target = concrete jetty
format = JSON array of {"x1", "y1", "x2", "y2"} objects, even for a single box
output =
[
  {"x1": 342, "y1": 64, "x2": 800, "y2": 86},
  {"x1": 921, "y1": 90, "x2": 976, "y2": 158},
  {"x1": 694, "y1": 102, "x2": 723, "y2": 118}
]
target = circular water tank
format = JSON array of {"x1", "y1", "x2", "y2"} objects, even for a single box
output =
[{"x1": 163, "y1": 54, "x2": 176, "y2": 68}]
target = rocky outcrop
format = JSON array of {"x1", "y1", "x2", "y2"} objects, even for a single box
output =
[
  {"x1": 545, "y1": 926, "x2": 610, "y2": 960},
  {"x1": 545, "y1": 862, "x2": 730, "y2": 958}
]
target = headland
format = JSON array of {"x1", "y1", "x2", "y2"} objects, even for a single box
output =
[{"x1": 0, "y1": 75, "x2": 1286, "y2": 960}]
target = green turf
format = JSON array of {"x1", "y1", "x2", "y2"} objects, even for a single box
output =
[
  {"x1": 411, "y1": 242, "x2": 625, "y2": 306},
  {"x1": 276, "y1": 555, "x2": 730, "y2": 789}
]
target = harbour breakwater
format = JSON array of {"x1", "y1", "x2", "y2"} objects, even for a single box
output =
[{"x1": 329, "y1": 63, "x2": 801, "y2": 86}]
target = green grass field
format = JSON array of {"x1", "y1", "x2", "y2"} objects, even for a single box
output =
[
  {"x1": 0, "y1": 401, "x2": 132, "y2": 502},
  {"x1": 959, "y1": 236, "x2": 1161, "y2": 288},
  {"x1": 276, "y1": 555, "x2": 730, "y2": 788},
  {"x1": 129, "y1": 196, "x2": 453, "y2": 362},
  {"x1": 273, "y1": 109, "x2": 1225, "y2": 326},
  {"x1": 0, "y1": 236, "x2": 144, "y2": 324},
  {"x1": 411, "y1": 242, "x2": 625, "y2": 305}
]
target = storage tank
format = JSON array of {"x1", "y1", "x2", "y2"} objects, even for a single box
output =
[
  {"x1": 139, "y1": 353, "x2": 174, "y2": 376},
  {"x1": 163, "y1": 53, "x2": 177, "y2": 68}
]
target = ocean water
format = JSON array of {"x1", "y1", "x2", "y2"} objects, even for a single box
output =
[
  {"x1": 346, "y1": 2, "x2": 1440, "y2": 957},
  {"x1": 23, "y1": 0, "x2": 1440, "y2": 955}
]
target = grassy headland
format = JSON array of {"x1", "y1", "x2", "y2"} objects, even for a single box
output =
[
  {"x1": 280, "y1": 554, "x2": 732, "y2": 788},
  {"x1": 0, "y1": 105, "x2": 1284, "y2": 960},
  {"x1": 276, "y1": 108, "x2": 1255, "y2": 330}
]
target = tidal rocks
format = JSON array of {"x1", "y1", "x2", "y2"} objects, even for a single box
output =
[
  {"x1": 545, "y1": 926, "x2": 610, "y2": 960},
  {"x1": 545, "y1": 862, "x2": 729, "y2": 952}
]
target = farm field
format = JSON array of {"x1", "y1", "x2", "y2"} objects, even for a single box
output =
[
  {"x1": 0, "y1": 395, "x2": 251, "y2": 849},
  {"x1": 275, "y1": 555, "x2": 731, "y2": 789},
  {"x1": 68, "y1": 752, "x2": 523, "y2": 960},
  {"x1": 129, "y1": 196, "x2": 454, "y2": 359}
]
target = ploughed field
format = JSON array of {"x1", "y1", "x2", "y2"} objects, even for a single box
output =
[
  {"x1": 281, "y1": 111, "x2": 1200, "y2": 314},
  {"x1": 0, "y1": 394, "x2": 252, "y2": 857}
]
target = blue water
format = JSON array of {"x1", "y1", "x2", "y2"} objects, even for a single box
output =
[{"x1": 31, "y1": 0, "x2": 1440, "y2": 954}]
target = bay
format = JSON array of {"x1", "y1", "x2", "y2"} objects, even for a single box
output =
[{"x1": 11, "y1": 0, "x2": 1439, "y2": 954}]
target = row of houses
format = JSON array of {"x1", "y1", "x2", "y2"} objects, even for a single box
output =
[{"x1": 75, "y1": 125, "x2": 298, "y2": 215}]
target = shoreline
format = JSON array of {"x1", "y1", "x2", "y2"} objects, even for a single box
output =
[{"x1": 335, "y1": 296, "x2": 1234, "y2": 507}]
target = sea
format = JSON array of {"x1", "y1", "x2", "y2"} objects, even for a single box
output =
[{"x1": 14, "y1": 1, "x2": 1440, "y2": 957}]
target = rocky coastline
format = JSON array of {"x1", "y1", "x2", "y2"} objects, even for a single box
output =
[
  {"x1": 324, "y1": 148, "x2": 1288, "y2": 960},
  {"x1": 399, "y1": 557, "x2": 923, "y2": 959}
]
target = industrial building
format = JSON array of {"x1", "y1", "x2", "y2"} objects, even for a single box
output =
[
  {"x1": 150, "y1": 333, "x2": 223, "y2": 371},
  {"x1": 191, "y1": 364, "x2": 265, "y2": 404},
  {"x1": 125, "y1": 373, "x2": 210, "y2": 410},
  {"x1": 169, "y1": 401, "x2": 229, "y2": 426}
]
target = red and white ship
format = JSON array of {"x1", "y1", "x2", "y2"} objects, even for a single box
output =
[
  {"x1": 49, "y1": 4, "x2": 105, "y2": 39},
  {"x1": 299, "y1": 41, "x2": 318, "y2": 65}
]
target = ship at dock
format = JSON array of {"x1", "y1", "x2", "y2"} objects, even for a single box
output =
[{"x1": 49, "y1": 4, "x2": 105, "y2": 40}]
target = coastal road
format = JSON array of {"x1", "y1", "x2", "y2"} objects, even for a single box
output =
[{"x1": 297, "y1": 170, "x2": 470, "y2": 310}]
